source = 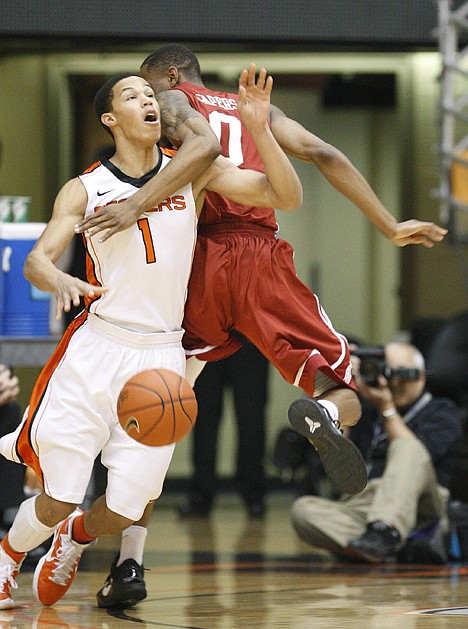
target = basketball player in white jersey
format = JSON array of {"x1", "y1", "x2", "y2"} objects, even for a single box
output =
[{"x1": 0, "y1": 65, "x2": 302, "y2": 609}]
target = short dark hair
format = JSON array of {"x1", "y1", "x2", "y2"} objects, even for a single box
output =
[
  {"x1": 141, "y1": 44, "x2": 201, "y2": 81},
  {"x1": 94, "y1": 72, "x2": 140, "y2": 137}
]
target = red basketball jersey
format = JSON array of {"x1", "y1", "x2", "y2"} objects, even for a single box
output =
[{"x1": 174, "y1": 82, "x2": 278, "y2": 231}]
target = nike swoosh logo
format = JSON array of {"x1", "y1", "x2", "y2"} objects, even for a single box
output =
[
  {"x1": 97, "y1": 190, "x2": 113, "y2": 196},
  {"x1": 101, "y1": 583, "x2": 112, "y2": 596},
  {"x1": 124, "y1": 417, "x2": 140, "y2": 434}
]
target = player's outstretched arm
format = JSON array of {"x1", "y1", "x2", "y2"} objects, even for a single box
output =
[
  {"x1": 74, "y1": 93, "x2": 221, "y2": 242},
  {"x1": 388, "y1": 219, "x2": 447, "y2": 248},
  {"x1": 24, "y1": 178, "x2": 108, "y2": 319},
  {"x1": 204, "y1": 64, "x2": 302, "y2": 211},
  {"x1": 269, "y1": 104, "x2": 447, "y2": 246}
]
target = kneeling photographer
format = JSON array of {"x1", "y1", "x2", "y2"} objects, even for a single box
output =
[{"x1": 291, "y1": 341, "x2": 463, "y2": 564}]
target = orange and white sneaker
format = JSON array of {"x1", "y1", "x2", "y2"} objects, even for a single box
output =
[
  {"x1": 33, "y1": 511, "x2": 95, "y2": 607},
  {"x1": 0, "y1": 540, "x2": 25, "y2": 610}
]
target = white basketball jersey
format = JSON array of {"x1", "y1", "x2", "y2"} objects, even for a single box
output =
[{"x1": 79, "y1": 149, "x2": 197, "y2": 333}]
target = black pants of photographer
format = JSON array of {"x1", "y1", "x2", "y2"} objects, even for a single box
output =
[
  {"x1": 179, "y1": 340, "x2": 270, "y2": 519},
  {"x1": 0, "y1": 401, "x2": 25, "y2": 532}
]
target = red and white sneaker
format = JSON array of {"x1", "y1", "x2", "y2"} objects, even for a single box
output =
[
  {"x1": 0, "y1": 541, "x2": 25, "y2": 610},
  {"x1": 33, "y1": 510, "x2": 95, "y2": 607}
]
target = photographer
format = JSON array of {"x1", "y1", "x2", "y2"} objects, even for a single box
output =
[{"x1": 290, "y1": 341, "x2": 463, "y2": 563}]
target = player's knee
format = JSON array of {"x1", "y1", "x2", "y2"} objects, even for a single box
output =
[{"x1": 35, "y1": 493, "x2": 78, "y2": 527}]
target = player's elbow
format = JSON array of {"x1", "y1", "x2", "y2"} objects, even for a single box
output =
[
  {"x1": 276, "y1": 186, "x2": 303, "y2": 211},
  {"x1": 187, "y1": 132, "x2": 221, "y2": 167},
  {"x1": 23, "y1": 252, "x2": 35, "y2": 283},
  {"x1": 203, "y1": 135, "x2": 222, "y2": 162},
  {"x1": 305, "y1": 142, "x2": 342, "y2": 167}
]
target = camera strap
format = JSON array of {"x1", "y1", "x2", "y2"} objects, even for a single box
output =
[
  {"x1": 400, "y1": 391, "x2": 433, "y2": 424},
  {"x1": 368, "y1": 391, "x2": 433, "y2": 461}
]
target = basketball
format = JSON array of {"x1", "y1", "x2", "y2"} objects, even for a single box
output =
[{"x1": 117, "y1": 369, "x2": 198, "y2": 446}]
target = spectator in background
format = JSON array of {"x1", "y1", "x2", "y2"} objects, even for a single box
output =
[
  {"x1": 0, "y1": 365, "x2": 23, "y2": 536},
  {"x1": 0, "y1": 366, "x2": 45, "y2": 567},
  {"x1": 291, "y1": 342, "x2": 463, "y2": 564},
  {"x1": 179, "y1": 336, "x2": 270, "y2": 519}
]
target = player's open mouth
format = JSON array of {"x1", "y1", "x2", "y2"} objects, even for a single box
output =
[{"x1": 144, "y1": 112, "x2": 158, "y2": 123}]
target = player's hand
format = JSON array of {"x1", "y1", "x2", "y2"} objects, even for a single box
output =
[
  {"x1": 0, "y1": 365, "x2": 19, "y2": 406},
  {"x1": 389, "y1": 219, "x2": 448, "y2": 248},
  {"x1": 52, "y1": 274, "x2": 108, "y2": 319},
  {"x1": 238, "y1": 64, "x2": 273, "y2": 131},
  {"x1": 74, "y1": 197, "x2": 142, "y2": 242}
]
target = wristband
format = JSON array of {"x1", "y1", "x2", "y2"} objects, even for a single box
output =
[{"x1": 381, "y1": 407, "x2": 398, "y2": 419}]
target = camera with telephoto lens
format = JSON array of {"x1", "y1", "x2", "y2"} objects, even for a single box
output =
[{"x1": 351, "y1": 346, "x2": 422, "y2": 386}]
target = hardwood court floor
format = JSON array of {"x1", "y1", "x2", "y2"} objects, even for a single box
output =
[{"x1": 4, "y1": 492, "x2": 468, "y2": 628}]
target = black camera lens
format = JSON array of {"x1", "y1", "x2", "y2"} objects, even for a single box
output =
[
  {"x1": 352, "y1": 346, "x2": 386, "y2": 387},
  {"x1": 360, "y1": 360, "x2": 384, "y2": 386}
]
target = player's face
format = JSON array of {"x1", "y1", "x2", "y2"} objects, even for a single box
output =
[
  {"x1": 140, "y1": 67, "x2": 171, "y2": 95},
  {"x1": 110, "y1": 76, "x2": 161, "y2": 143}
]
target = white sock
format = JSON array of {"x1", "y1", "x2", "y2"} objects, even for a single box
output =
[
  {"x1": 185, "y1": 357, "x2": 207, "y2": 387},
  {"x1": 317, "y1": 399, "x2": 339, "y2": 424},
  {"x1": 117, "y1": 525, "x2": 148, "y2": 567},
  {"x1": 7, "y1": 496, "x2": 56, "y2": 553}
]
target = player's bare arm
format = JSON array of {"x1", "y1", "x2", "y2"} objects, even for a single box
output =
[
  {"x1": 74, "y1": 92, "x2": 220, "y2": 242},
  {"x1": 194, "y1": 65, "x2": 302, "y2": 211},
  {"x1": 24, "y1": 178, "x2": 108, "y2": 319},
  {"x1": 157, "y1": 89, "x2": 209, "y2": 147},
  {"x1": 270, "y1": 104, "x2": 447, "y2": 247}
]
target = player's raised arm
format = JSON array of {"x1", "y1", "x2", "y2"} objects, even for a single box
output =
[
  {"x1": 201, "y1": 65, "x2": 302, "y2": 211},
  {"x1": 74, "y1": 95, "x2": 221, "y2": 242},
  {"x1": 269, "y1": 104, "x2": 447, "y2": 247}
]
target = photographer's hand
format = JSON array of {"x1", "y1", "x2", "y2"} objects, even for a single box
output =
[
  {"x1": 351, "y1": 355, "x2": 393, "y2": 409},
  {"x1": 357, "y1": 374, "x2": 394, "y2": 413},
  {"x1": 357, "y1": 374, "x2": 416, "y2": 440}
]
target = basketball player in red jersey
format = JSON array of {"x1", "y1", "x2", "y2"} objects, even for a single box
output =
[
  {"x1": 77, "y1": 46, "x2": 447, "y2": 608},
  {"x1": 80, "y1": 46, "x2": 446, "y2": 483}
]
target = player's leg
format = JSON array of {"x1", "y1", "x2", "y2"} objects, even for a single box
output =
[
  {"x1": 0, "y1": 493, "x2": 68, "y2": 609},
  {"x1": 287, "y1": 382, "x2": 366, "y2": 495},
  {"x1": 97, "y1": 354, "x2": 220, "y2": 607},
  {"x1": 96, "y1": 502, "x2": 153, "y2": 608},
  {"x1": 96, "y1": 332, "x2": 184, "y2": 609},
  {"x1": 93, "y1": 426, "x2": 175, "y2": 608},
  {"x1": 97, "y1": 354, "x2": 208, "y2": 609},
  {"x1": 0, "y1": 320, "x2": 108, "y2": 608},
  {"x1": 233, "y1": 235, "x2": 367, "y2": 495}
]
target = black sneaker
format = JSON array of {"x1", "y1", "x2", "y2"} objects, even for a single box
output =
[
  {"x1": 96, "y1": 557, "x2": 147, "y2": 608},
  {"x1": 288, "y1": 398, "x2": 367, "y2": 495},
  {"x1": 347, "y1": 521, "x2": 401, "y2": 563},
  {"x1": 397, "y1": 524, "x2": 447, "y2": 565}
]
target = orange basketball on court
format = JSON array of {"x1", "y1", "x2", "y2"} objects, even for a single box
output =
[{"x1": 117, "y1": 369, "x2": 197, "y2": 446}]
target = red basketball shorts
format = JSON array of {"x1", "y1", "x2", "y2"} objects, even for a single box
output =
[{"x1": 182, "y1": 223, "x2": 355, "y2": 398}]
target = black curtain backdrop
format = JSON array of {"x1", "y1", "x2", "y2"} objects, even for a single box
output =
[{"x1": 0, "y1": 0, "x2": 447, "y2": 49}]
